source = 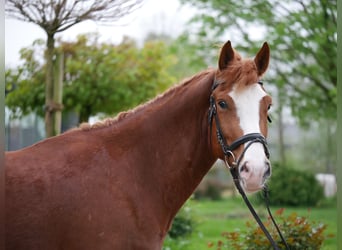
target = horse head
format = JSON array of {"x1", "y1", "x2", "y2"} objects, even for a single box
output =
[{"x1": 210, "y1": 41, "x2": 272, "y2": 193}]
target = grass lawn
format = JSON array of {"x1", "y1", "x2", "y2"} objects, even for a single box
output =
[{"x1": 163, "y1": 197, "x2": 337, "y2": 250}]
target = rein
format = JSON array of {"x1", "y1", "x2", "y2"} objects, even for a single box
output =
[{"x1": 208, "y1": 81, "x2": 289, "y2": 250}]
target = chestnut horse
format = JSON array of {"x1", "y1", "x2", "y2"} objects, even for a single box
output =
[{"x1": 6, "y1": 41, "x2": 272, "y2": 250}]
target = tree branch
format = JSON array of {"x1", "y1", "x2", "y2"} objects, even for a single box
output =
[{"x1": 5, "y1": 0, "x2": 143, "y2": 33}]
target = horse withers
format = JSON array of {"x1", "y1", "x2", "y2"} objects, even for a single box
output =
[{"x1": 6, "y1": 41, "x2": 272, "y2": 249}]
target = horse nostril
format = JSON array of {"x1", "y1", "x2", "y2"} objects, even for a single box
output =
[{"x1": 240, "y1": 162, "x2": 250, "y2": 173}]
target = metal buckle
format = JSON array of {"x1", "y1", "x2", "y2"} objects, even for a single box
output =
[{"x1": 224, "y1": 151, "x2": 236, "y2": 169}]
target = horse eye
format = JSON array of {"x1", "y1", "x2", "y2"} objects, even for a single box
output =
[
  {"x1": 268, "y1": 104, "x2": 272, "y2": 110},
  {"x1": 218, "y1": 100, "x2": 228, "y2": 109}
]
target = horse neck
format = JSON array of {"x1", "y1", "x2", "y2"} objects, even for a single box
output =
[{"x1": 117, "y1": 70, "x2": 217, "y2": 211}]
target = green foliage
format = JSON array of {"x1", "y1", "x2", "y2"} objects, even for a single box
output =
[
  {"x1": 181, "y1": 0, "x2": 337, "y2": 126},
  {"x1": 167, "y1": 34, "x2": 209, "y2": 81},
  {"x1": 62, "y1": 34, "x2": 177, "y2": 121},
  {"x1": 161, "y1": 198, "x2": 336, "y2": 250},
  {"x1": 5, "y1": 33, "x2": 177, "y2": 122},
  {"x1": 263, "y1": 163, "x2": 324, "y2": 207},
  {"x1": 144, "y1": 32, "x2": 209, "y2": 82},
  {"x1": 169, "y1": 214, "x2": 194, "y2": 239},
  {"x1": 194, "y1": 184, "x2": 223, "y2": 201},
  {"x1": 163, "y1": 203, "x2": 196, "y2": 250},
  {"x1": 168, "y1": 205, "x2": 195, "y2": 239},
  {"x1": 209, "y1": 208, "x2": 333, "y2": 250},
  {"x1": 5, "y1": 39, "x2": 46, "y2": 118}
]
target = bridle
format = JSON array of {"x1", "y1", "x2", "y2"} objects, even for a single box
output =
[
  {"x1": 208, "y1": 80, "x2": 270, "y2": 169},
  {"x1": 208, "y1": 79, "x2": 289, "y2": 250}
]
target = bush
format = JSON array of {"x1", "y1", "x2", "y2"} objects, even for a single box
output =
[
  {"x1": 194, "y1": 183, "x2": 223, "y2": 201},
  {"x1": 168, "y1": 205, "x2": 195, "y2": 239},
  {"x1": 163, "y1": 203, "x2": 196, "y2": 250},
  {"x1": 168, "y1": 214, "x2": 193, "y2": 239},
  {"x1": 263, "y1": 163, "x2": 324, "y2": 206},
  {"x1": 208, "y1": 208, "x2": 333, "y2": 250},
  {"x1": 205, "y1": 184, "x2": 223, "y2": 201}
]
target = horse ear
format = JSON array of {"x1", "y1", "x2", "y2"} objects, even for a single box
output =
[
  {"x1": 218, "y1": 40, "x2": 235, "y2": 70},
  {"x1": 254, "y1": 42, "x2": 270, "y2": 76}
]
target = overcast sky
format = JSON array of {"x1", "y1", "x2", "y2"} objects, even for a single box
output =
[{"x1": 5, "y1": 0, "x2": 195, "y2": 67}]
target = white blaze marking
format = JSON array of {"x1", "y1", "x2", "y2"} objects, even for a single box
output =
[
  {"x1": 229, "y1": 84, "x2": 268, "y2": 191},
  {"x1": 228, "y1": 84, "x2": 267, "y2": 134}
]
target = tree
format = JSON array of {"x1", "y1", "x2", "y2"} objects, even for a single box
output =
[
  {"x1": 5, "y1": 34, "x2": 176, "y2": 123},
  {"x1": 180, "y1": 0, "x2": 336, "y2": 170},
  {"x1": 144, "y1": 32, "x2": 209, "y2": 81},
  {"x1": 5, "y1": 0, "x2": 143, "y2": 137},
  {"x1": 181, "y1": 0, "x2": 336, "y2": 125},
  {"x1": 5, "y1": 39, "x2": 46, "y2": 118},
  {"x1": 61, "y1": 34, "x2": 176, "y2": 122}
]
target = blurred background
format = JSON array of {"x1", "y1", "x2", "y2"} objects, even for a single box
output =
[{"x1": 5, "y1": 0, "x2": 337, "y2": 249}]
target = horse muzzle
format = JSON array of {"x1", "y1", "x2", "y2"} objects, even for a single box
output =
[
  {"x1": 239, "y1": 158, "x2": 271, "y2": 193},
  {"x1": 223, "y1": 133, "x2": 271, "y2": 193}
]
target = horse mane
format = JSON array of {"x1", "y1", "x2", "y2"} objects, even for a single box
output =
[
  {"x1": 74, "y1": 68, "x2": 216, "y2": 131},
  {"x1": 71, "y1": 54, "x2": 259, "y2": 133}
]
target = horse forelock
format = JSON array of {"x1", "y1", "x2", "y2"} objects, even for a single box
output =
[
  {"x1": 75, "y1": 69, "x2": 216, "y2": 132},
  {"x1": 216, "y1": 58, "x2": 259, "y2": 91}
]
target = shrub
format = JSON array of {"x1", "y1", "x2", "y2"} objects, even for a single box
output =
[
  {"x1": 262, "y1": 163, "x2": 324, "y2": 206},
  {"x1": 163, "y1": 203, "x2": 196, "y2": 250},
  {"x1": 168, "y1": 205, "x2": 195, "y2": 239},
  {"x1": 168, "y1": 214, "x2": 193, "y2": 239},
  {"x1": 208, "y1": 208, "x2": 333, "y2": 250},
  {"x1": 205, "y1": 184, "x2": 223, "y2": 201},
  {"x1": 194, "y1": 183, "x2": 223, "y2": 201}
]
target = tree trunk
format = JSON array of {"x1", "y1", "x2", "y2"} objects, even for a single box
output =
[
  {"x1": 325, "y1": 122, "x2": 333, "y2": 173},
  {"x1": 45, "y1": 34, "x2": 64, "y2": 137},
  {"x1": 53, "y1": 52, "x2": 64, "y2": 135},
  {"x1": 44, "y1": 34, "x2": 55, "y2": 138},
  {"x1": 277, "y1": 89, "x2": 286, "y2": 165}
]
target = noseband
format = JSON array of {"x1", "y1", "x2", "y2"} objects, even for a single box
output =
[{"x1": 208, "y1": 80, "x2": 289, "y2": 250}]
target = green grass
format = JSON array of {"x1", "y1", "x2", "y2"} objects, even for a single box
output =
[{"x1": 163, "y1": 197, "x2": 337, "y2": 250}]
